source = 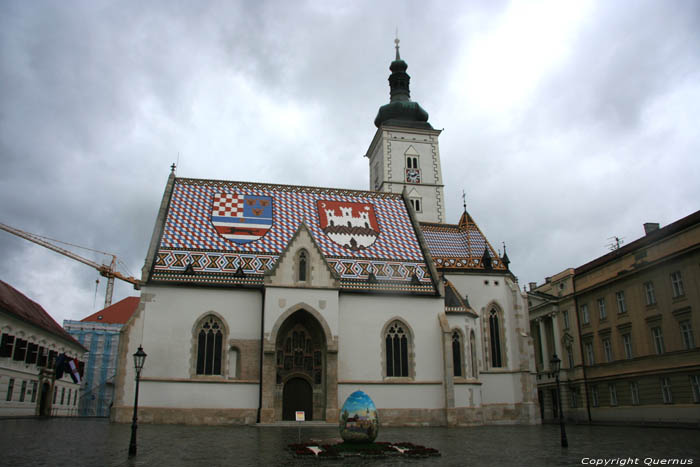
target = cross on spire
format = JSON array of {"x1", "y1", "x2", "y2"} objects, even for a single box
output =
[{"x1": 394, "y1": 30, "x2": 400, "y2": 60}]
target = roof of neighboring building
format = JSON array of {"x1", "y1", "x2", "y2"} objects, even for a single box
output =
[
  {"x1": 80, "y1": 296, "x2": 140, "y2": 324},
  {"x1": 148, "y1": 177, "x2": 437, "y2": 294},
  {"x1": 0, "y1": 280, "x2": 86, "y2": 350},
  {"x1": 420, "y1": 211, "x2": 508, "y2": 272},
  {"x1": 575, "y1": 209, "x2": 700, "y2": 275}
]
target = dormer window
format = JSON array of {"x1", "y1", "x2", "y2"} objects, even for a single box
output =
[{"x1": 409, "y1": 198, "x2": 422, "y2": 213}]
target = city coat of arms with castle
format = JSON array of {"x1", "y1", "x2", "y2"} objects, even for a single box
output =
[{"x1": 316, "y1": 200, "x2": 380, "y2": 251}]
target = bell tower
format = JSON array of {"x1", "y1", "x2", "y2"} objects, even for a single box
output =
[{"x1": 365, "y1": 38, "x2": 445, "y2": 224}]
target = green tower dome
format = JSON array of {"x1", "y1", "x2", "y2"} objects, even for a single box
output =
[{"x1": 374, "y1": 38, "x2": 432, "y2": 129}]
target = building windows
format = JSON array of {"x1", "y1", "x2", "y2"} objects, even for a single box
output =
[
  {"x1": 609, "y1": 384, "x2": 618, "y2": 406},
  {"x1": 452, "y1": 331, "x2": 464, "y2": 377},
  {"x1": 73, "y1": 388, "x2": 78, "y2": 406},
  {"x1": 26, "y1": 343, "x2": 38, "y2": 364},
  {"x1": 570, "y1": 387, "x2": 579, "y2": 408},
  {"x1": 603, "y1": 338, "x2": 613, "y2": 362},
  {"x1": 644, "y1": 282, "x2": 656, "y2": 306},
  {"x1": 60, "y1": 387, "x2": 65, "y2": 405},
  {"x1": 12, "y1": 338, "x2": 27, "y2": 361},
  {"x1": 566, "y1": 345, "x2": 574, "y2": 369},
  {"x1": 690, "y1": 376, "x2": 700, "y2": 403},
  {"x1": 651, "y1": 327, "x2": 665, "y2": 355},
  {"x1": 406, "y1": 155, "x2": 419, "y2": 169},
  {"x1": 409, "y1": 198, "x2": 422, "y2": 212},
  {"x1": 195, "y1": 315, "x2": 225, "y2": 376},
  {"x1": 562, "y1": 310, "x2": 570, "y2": 330},
  {"x1": 470, "y1": 331, "x2": 478, "y2": 378},
  {"x1": 623, "y1": 334, "x2": 633, "y2": 360},
  {"x1": 19, "y1": 380, "x2": 26, "y2": 402},
  {"x1": 6, "y1": 378, "x2": 14, "y2": 401},
  {"x1": 630, "y1": 382, "x2": 640, "y2": 405},
  {"x1": 0, "y1": 333, "x2": 15, "y2": 357},
  {"x1": 297, "y1": 249, "x2": 308, "y2": 282},
  {"x1": 385, "y1": 320, "x2": 411, "y2": 377},
  {"x1": 679, "y1": 320, "x2": 695, "y2": 350},
  {"x1": 584, "y1": 342, "x2": 595, "y2": 365},
  {"x1": 488, "y1": 309, "x2": 504, "y2": 368},
  {"x1": 661, "y1": 377, "x2": 673, "y2": 404},
  {"x1": 31, "y1": 381, "x2": 37, "y2": 403},
  {"x1": 590, "y1": 385, "x2": 599, "y2": 407},
  {"x1": 615, "y1": 291, "x2": 627, "y2": 314},
  {"x1": 597, "y1": 298, "x2": 607, "y2": 320},
  {"x1": 580, "y1": 304, "x2": 590, "y2": 325},
  {"x1": 670, "y1": 271, "x2": 685, "y2": 298}
]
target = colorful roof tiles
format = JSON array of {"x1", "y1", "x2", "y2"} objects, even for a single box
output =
[
  {"x1": 150, "y1": 178, "x2": 436, "y2": 293},
  {"x1": 420, "y1": 211, "x2": 507, "y2": 272}
]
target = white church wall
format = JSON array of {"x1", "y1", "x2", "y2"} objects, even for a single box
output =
[
  {"x1": 479, "y1": 372, "x2": 519, "y2": 405},
  {"x1": 139, "y1": 285, "x2": 261, "y2": 380},
  {"x1": 454, "y1": 383, "x2": 482, "y2": 407},
  {"x1": 139, "y1": 381, "x2": 258, "y2": 409},
  {"x1": 337, "y1": 293, "x2": 445, "y2": 414},
  {"x1": 338, "y1": 383, "x2": 444, "y2": 410}
]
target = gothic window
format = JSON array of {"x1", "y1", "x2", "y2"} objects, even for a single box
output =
[
  {"x1": 409, "y1": 198, "x2": 422, "y2": 212},
  {"x1": 297, "y1": 250, "x2": 308, "y2": 282},
  {"x1": 452, "y1": 331, "x2": 463, "y2": 377},
  {"x1": 470, "y1": 331, "x2": 478, "y2": 377},
  {"x1": 384, "y1": 320, "x2": 412, "y2": 377},
  {"x1": 489, "y1": 309, "x2": 504, "y2": 368},
  {"x1": 195, "y1": 315, "x2": 225, "y2": 375}
]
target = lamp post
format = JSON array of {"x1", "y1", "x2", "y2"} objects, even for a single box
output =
[
  {"x1": 550, "y1": 354, "x2": 568, "y2": 448},
  {"x1": 128, "y1": 346, "x2": 147, "y2": 457}
]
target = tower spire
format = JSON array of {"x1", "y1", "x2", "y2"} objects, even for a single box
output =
[{"x1": 394, "y1": 31, "x2": 401, "y2": 60}]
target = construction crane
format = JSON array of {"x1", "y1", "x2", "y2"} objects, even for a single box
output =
[{"x1": 0, "y1": 222, "x2": 140, "y2": 308}]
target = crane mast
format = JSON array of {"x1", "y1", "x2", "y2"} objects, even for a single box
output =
[{"x1": 0, "y1": 222, "x2": 140, "y2": 308}]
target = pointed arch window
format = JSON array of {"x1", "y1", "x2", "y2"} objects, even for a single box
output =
[
  {"x1": 196, "y1": 315, "x2": 224, "y2": 375},
  {"x1": 297, "y1": 249, "x2": 308, "y2": 282},
  {"x1": 452, "y1": 331, "x2": 463, "y2": 377},
  {"x1": 470, "y1": 330, "x2": 478, "y2": 377},
  {"x1": 385, "y1": 321, "x2": 410, "y2": 377},
  {"x1": 489, "y1": 309, "x2": 503, "y2": 368}
]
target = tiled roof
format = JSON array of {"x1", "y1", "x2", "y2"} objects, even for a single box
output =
[
  {"x1": 0, "y1": 280, "x2": 85, "y2": 349},
  {"x1": 80, "y1": 297, "x2": 139, "y2": 324},
  {"x1": 420, "y1": 211, "x2": 507, "y2": 271},
  {"x1": 150, "y1": 178, "x2": 436, "y2": 293}
]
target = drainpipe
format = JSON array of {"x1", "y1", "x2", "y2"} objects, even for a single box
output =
[
  {"x1": 573, "y1": 276, "x2": 592, "y2": 423},
  {"x1": 257, "y1": 288, "x2": 266, "y2": 424}
]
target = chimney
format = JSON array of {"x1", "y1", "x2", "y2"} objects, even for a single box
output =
[
  {"x1": 644, "y1": 222, "x2": 660, "y2": 235},
  {"x1": 529, "y1": 282, "x2": 537, "y2": 291}
]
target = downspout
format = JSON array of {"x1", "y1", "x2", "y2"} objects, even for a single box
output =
[
  {"x1": 573, "y1": 276, "x2": 592, "y2": 423},
  {"x1": 257, "y1": 288, "x2": 266, "y2": 424}
]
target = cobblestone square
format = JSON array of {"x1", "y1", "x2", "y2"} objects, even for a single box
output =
[{"x1": 1, "y1": 419, "x2": 698, "y2": 466}]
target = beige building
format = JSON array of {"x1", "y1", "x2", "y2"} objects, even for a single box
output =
[
  {"x1": 1, "y1": 280, "x2": 86, "y2": 417},
  {"x1": 530, "y1": 210, "x2": 700, "y2": 426}
]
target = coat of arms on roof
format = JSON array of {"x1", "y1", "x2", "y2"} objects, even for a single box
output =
[
  {"x1": 211, "y1": 193, "x2": 273, "y2": 245},
  {"x1": 316, "y1": 200, "x2": 380, "y2": 251}
]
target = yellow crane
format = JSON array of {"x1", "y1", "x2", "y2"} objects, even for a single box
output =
[{"x1": 0, "y1": 222, "x2": 140, "y2": 308}]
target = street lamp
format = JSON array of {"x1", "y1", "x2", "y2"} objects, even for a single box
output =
[
  {"x1": 550, "y1": 354, "x2": 568, "y2": 448},
  {"x1": 128, "y1": 345, "x2": 147, "y2": 457}
]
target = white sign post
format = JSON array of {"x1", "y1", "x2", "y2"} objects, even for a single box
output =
[{"x1": 295, "y1": 411, "x2": 305, "y2": 443}]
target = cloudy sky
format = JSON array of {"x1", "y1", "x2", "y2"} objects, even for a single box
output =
[{"x1": 1, "y1": 0, "x2": 699, "y2": 325}]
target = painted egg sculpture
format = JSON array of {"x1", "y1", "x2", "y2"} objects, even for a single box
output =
[{"x1": 339, "y1": 390, "x2": 379, "y2": 443}]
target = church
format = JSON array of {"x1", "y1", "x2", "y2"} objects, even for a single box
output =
[{"x1": 112, "y1": 42, "x2": 539, "y2": 426}]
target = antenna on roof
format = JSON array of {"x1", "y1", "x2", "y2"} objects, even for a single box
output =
[{"x1": 606, "y1": 236, "x2": 624, "y2": 251}]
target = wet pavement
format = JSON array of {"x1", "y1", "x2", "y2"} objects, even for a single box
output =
[{"x1": 1, "y1": 418, "x2": 699, "y2": 466}]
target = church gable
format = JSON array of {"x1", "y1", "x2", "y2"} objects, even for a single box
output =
[
  {"x1": 419, "y1": 211, "x2": 508, "y2": 272},
  {"x1": 148, "y1": 178, "x2": 436, "y2": 294},
  {"x1": 264, "y1": 223, "x2": 338, "y2": 289}
]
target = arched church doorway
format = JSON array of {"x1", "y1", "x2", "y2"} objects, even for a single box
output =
[
  {"x1": 274, "y1": 309, "x2": 326, "y2": 421},
  {"x1": 282, "y1": 377, "x2": 313, "y2": 421}
]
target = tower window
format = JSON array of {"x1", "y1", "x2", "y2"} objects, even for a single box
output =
[
  {"x1": 298, "y1": 250, "x2": 308, "y2": 282},
  {"x1": 409, "y1": 198, "x2": 422, "y2": 212}
]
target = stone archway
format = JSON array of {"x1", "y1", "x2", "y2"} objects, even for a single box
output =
[{"x1": 273, "y1": 310, "x2": 326, "y2": 421}]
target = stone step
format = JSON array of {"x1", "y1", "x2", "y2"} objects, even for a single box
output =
[{"x1": 256, "y1": 421, "x2": 337, "y2": 427}]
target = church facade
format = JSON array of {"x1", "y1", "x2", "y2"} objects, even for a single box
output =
[{"x1": 112, "y1": 44, "x2": 539, "y2": 426}]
